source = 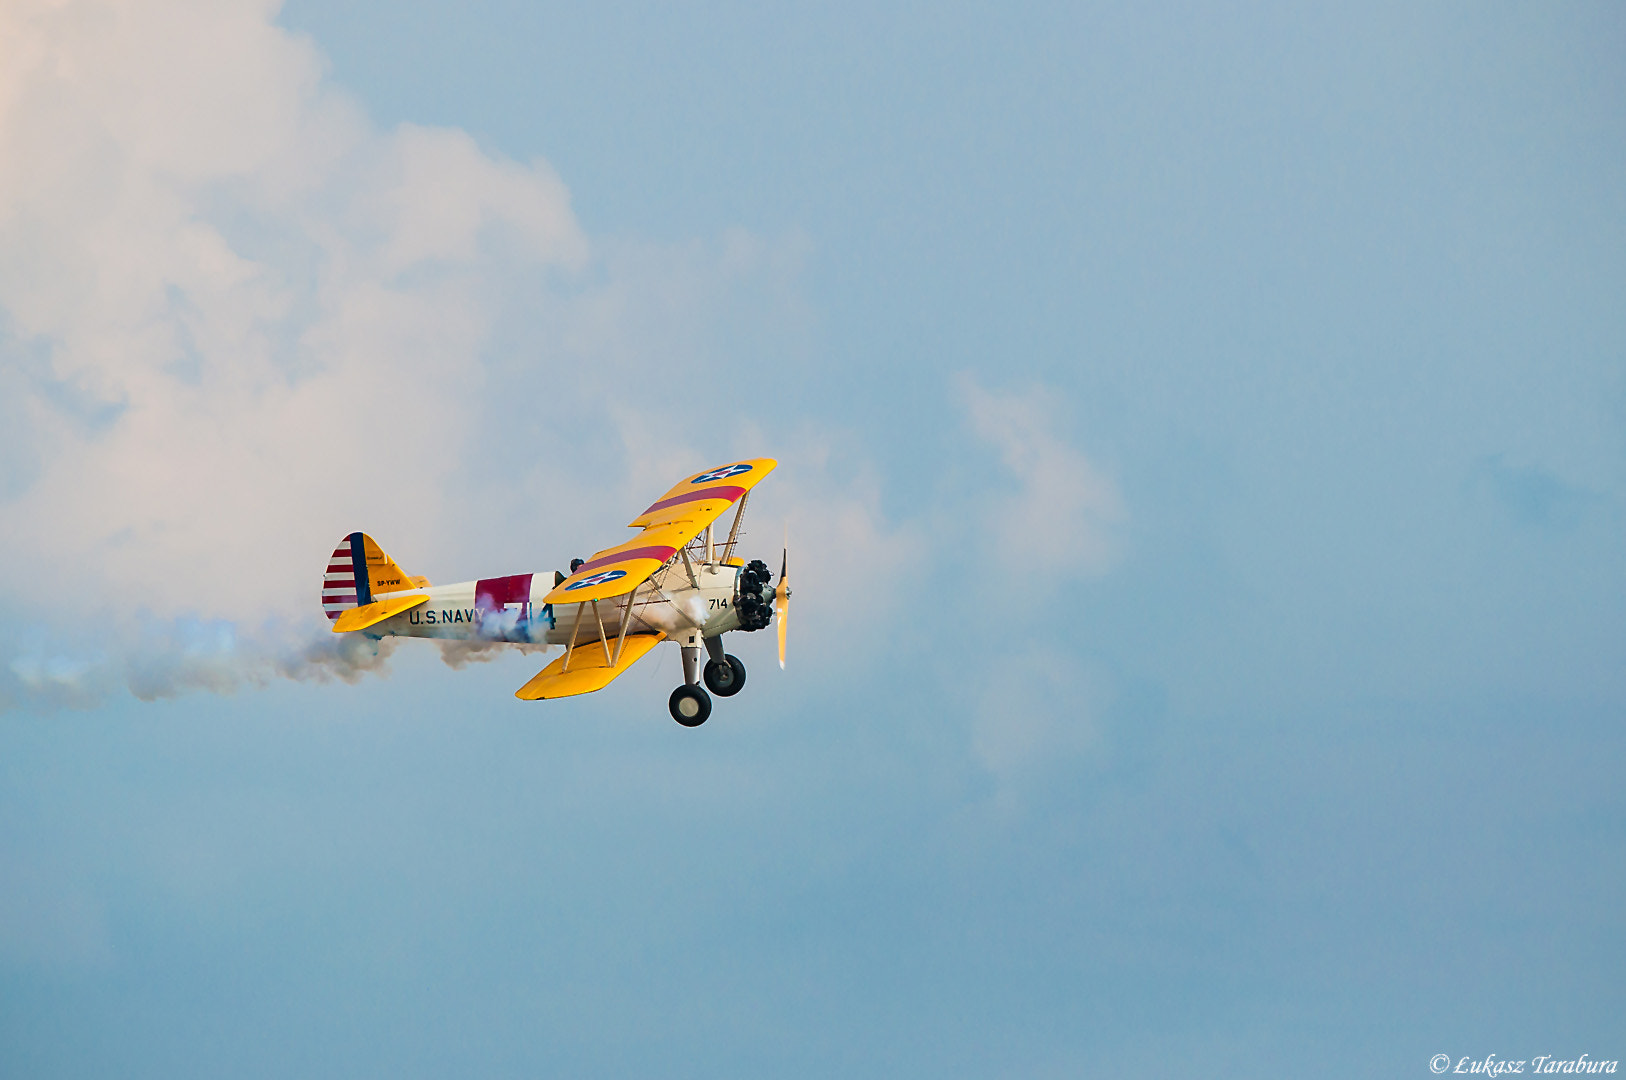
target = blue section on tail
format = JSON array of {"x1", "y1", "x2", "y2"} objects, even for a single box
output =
[{"x1": 348, "y1": 532, "x2": 372, "y2": 606}]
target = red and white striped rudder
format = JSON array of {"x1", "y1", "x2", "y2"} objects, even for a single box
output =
[{"x1": 321, "y1": 534, "x2": 364, "y2": 621}]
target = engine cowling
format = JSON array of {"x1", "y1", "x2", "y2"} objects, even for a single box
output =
[{"x1": 733, "y1": 559, "x2": 774, "y2": 631}]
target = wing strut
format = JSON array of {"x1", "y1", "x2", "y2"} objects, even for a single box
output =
[
  {"x1": 612, "y1": 590, "x2": 636, "y2": 667},
  {"x1": 592, "y1": 598, "x2": 612, "y2": 666},
  {"x1": 562, "y1": 602, "x2": 586, "y2": 673},
  {"x1": 720, "y1": 491, "x2": 750, "y2": 563}
]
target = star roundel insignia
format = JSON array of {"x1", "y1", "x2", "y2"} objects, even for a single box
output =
[
  {"x1": 566, "y1": 569, "x2": 628, "y2": 590},
  {"x1": 691, "y1": 463, "x2": 754, "y2": 484}
]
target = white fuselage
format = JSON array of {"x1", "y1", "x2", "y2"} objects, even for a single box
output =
[{"x1": 366, "y1": 560, "x2": 746, "y2": 646}]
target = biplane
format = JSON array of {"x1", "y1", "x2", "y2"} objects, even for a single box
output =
[{"x1": 320, "y1": 459, "x2": 788, "y2": 725}]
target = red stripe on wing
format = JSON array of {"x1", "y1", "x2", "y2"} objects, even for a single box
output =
[
  {"x1": 640, "y1": 485, "x2": 746, "y2": 517},
  {"x1": 575, "y1": 545, "x2": 678, "y2": 575}
]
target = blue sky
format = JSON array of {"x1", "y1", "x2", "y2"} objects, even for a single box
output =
[{"x1": 1, "y1": 2, "x2": 1622, "y2": 1076}]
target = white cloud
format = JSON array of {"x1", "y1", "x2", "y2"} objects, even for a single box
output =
[
  {"x1": 960, "y1": 375, "x2": 1127, "y2": 577},
  {"x1": 0, "y1": 0, "x2": 907, "y2": 708},
  {"x1": 738, "y1": 431, "x2": 917, "y2": 647},
  {"x1": 970, "y1": 649, "x2": 1105, "y2": 796},
  {"x1": 0, "y1": 0, "x2": 595, "y2": 623}
]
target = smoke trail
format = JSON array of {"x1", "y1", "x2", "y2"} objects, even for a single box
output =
[
  {"x1": 435, "y1": 639, "x2": 550, "y2": 671},
  {"x1": 1, "y1": 618, "x2": 393, "y2": 713},
  {"x1": 0, "y1": 612, "x2": 566, "y2": 713},
  {"x1": 2, "y1": 648, "x2": 116, "y2": 713},
  {"x1": 274, "y1": 632, "x2": 403, "y2": 687},
  {"x1": 110, "y1": 617, "x2": 408, "y2": 703}
]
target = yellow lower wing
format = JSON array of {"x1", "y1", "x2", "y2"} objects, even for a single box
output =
[
  {"x1": 331, "y1": 595, "x2": 428, "y2": 633},
  {"x1": 514, "y1": 632, "x2": 666, "y2": 700}
]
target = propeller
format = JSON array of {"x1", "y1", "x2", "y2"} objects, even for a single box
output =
[{"x1": 775, "y1": 525, "x2": 790, "y2": 669}]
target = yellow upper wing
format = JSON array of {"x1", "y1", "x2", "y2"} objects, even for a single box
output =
[{"x1": 542, "y1": 458, "x2": 777, "y2": 605}]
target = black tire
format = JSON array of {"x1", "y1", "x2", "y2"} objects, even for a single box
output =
[
  {"x1": 669, "y1": 684, "x2": 712, "y2": 727},
  {"x1": 703, "y1": 654, "x2": 747, "y2": 697}
]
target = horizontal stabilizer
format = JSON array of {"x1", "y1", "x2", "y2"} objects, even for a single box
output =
[
  {"x1": 515, "y1": 633, "x2": 665, "y2": 700},
  {"x1": 331, "y1": 595, "x2": 429, "y2": 634}
]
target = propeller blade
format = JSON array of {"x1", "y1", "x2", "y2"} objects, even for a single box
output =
[{"x1": 775, "y1": 526, "x2": 789, "y2": 669}]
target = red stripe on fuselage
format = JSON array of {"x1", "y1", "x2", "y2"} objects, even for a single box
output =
[
  {"x1": 475, "y1": 573, "x2": 533, "y2": 611},
  {"x1": 640, "y1": 485, "x2": 746, "y2": 517}
]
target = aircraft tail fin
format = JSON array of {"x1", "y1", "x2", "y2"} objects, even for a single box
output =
[{"x1": 320, "y1": 532, "x2": 430, "y2": 621}]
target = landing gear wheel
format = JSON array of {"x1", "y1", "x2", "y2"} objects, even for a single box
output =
[
  {"x1": 669, "y1": 684, "x2": 712, "y2": 727},
  {"x1": 703, "y1": 654, "x2": 747, "y2": 697}
]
